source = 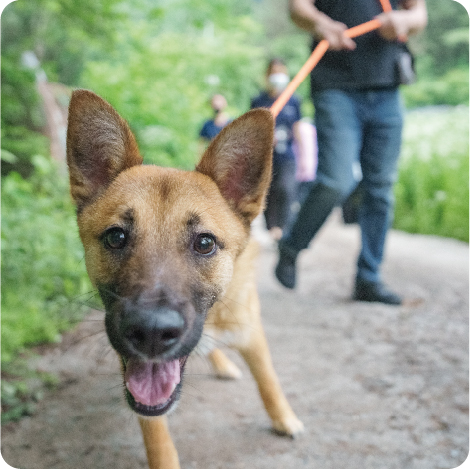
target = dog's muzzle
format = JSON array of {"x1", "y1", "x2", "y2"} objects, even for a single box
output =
[
  {"x1": 100, "y1": 284, "x2": 207, "y2": 417},
  {"x1": 120, "y1": 307, "x2": 189, "y2": 415}
]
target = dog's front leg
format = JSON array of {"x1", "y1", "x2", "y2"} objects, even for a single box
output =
[
  {"x1": 138, "y1": 416, "x2": 180, "y2": 469},
  {"x1": 239, "y1": 327, "x2": 304, "y2": 437},
  {"x1": 237, "y1": 288, "x2": 304, "y2": 437}
]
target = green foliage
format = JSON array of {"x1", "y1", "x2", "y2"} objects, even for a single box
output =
[
  {"x1": 1, "y1": 359, "x2": 59, "y2": 423},
  {"x1": 1, "y1": 156, "x2": 92, "y2": 364},
  {"x1": 1, "y1": 53, "x2": 48, "y2": 175},
  {"x1": 80, "y1": 3, "x2": 266, "y2": 169},
  {"x1": 402, "y1": 67, "x2": 469, "y2": 108},
  {"x1": 415, "y1": 0, "x2": 469, "y2": 76},
  {"x1": 394, "y1": 106, "x2": 469, "y2": 242},
  {"x1": 1, "y1": 0, "x2": 123, "y2": 85},
  {"x1": 400, "y1": 0, "x2": 469, "y2": 109},
  {"x1": 1, "y1": 0, "x2": 125, "y2": 175}
]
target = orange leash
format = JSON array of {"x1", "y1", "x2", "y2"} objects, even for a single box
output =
[
  {"x1": 378, "y1": 0, "x2": 393, "y2": 12},
  {"x1": 270, "y1": 40, "x2": 330, "y2": 119},
  {"x1": 270, "y1": 0, "x2": 394, "y2": 118}
]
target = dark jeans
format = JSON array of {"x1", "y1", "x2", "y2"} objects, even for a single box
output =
[
  {"x1": 265, "y1": 157, "x2": 297, "y2": 231},
  {"x1": 282, "y1": 88, "x2": 403, "y2": 283}
]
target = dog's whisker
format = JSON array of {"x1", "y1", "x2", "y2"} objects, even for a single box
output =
[
  {"x1": 197, "y1": 333, "x2": 234, "y2": 351},
  {"x1": 70, "y1": 290, "x2": 102, "y2": 307},
  {"x1": 190, "y1": 348, "x2": 215, "y2": 367},
  {"x1": 73, "y1": 289, "x2": 100, "y2": 300},
  {"x1": 58, "y1": 331, "x2": 108, "y2": 354},
  {"x1": 97, "y1": 285, "x2": 126, "y2": 301},
  {"x1": 93, "y1": 372, "x2": 122, "y2": 378},
  {"x1": 179, "y1": 384, "x2": 207, "y2": 401},
  {"x1": 107, "y1": 382, "x2": 127, "y2": 392},
  {"x1": 98, "y1": 344, "x2": 115, "y2": 358}
]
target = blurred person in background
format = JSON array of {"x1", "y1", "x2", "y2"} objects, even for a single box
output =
[
  {"x1": 275, "y1": 0, "x2": 427, "y2": 304},
  {"x1": 251, "y1": 58, "x2": 305, "y2": 241},
  {"x1": 199, "y1": 93, "x2": 232, "y2": 151}
]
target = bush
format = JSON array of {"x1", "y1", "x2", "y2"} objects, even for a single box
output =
[
  {"x1": 1, "y1": 54, "x2": 49, "y2": 177},
  {"x1": 394, "y1": 106, "x2": 469, "y2": 242},
  {"x1": 80, "y1": 16, "x2": 266, "y2": 170},
  {"x1": 402, "y1": 67, "x2": 469, "y2": 109},
  {"x1": 1, "y1": 156, "x2": 92, "y2": 364}
]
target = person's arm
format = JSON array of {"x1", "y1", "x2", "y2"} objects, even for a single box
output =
[
  {"x1": 288, "y1": 0, "x2": 356, "y2": 51},
  {"x1": 376, "y1": 0, "x2": 427, "y2": 40}
]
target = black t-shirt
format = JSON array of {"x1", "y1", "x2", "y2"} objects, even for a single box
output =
[{"x1": 310, "y1": 0, "x2": 409, "y2": 91}]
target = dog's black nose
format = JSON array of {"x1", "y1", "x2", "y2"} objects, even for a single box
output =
[{"x1": 122, "y1": 307, "x2": 185, "y2": 357}]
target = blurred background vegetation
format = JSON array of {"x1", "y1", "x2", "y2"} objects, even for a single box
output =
[{"x1": 1, "y1": 0, "x2": 468, "y2": 421}]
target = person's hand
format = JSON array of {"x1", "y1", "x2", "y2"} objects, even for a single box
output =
[
  {"x1": 376, "y1": 10, "x2": 409, "y2": 41},
  {"x1": 377, "y1": 0, "x2": 427, "y2": 41},
  {"x1": 400, "y1": 0, "x2": 418, "y2": 9},
  {"x1": 314, "y1": 13, "x2": 356, "y2": 51}
]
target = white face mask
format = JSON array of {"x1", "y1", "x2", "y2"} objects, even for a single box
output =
[{"x1": 268, "y1": 73, "x2": 289, "y2": 92}]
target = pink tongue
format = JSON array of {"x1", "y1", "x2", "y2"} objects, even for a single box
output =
[{"x1": 124, "y1": 359, "x2": 181, "y2": 407}]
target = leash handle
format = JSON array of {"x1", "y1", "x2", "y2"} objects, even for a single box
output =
[
  {"x1": 270, "y1": 0, "x2": 403, "y2": 118},
  {"x1": 378, "y1": 0, "x2": 408, "y2": 42}
]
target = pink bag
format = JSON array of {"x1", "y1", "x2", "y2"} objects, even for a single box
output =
[{"x1": 293, "y1": 121, "x2": 318, "y2": 182}]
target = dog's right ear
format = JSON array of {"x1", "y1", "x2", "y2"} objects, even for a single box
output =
[{"x1": 66, "y1": 89, "x2": 143, "y2": 210}]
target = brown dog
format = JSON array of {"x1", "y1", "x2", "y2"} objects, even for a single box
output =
[{"x1": 66, "y1": 90, "x2": 303, "y2": 468}]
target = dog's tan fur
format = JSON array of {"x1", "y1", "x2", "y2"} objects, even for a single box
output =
[{"x1": 67, "y1": 90, "x2": 303, "y2": 469}]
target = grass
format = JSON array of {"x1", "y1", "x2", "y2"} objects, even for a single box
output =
[
  {"x1": 1, "y1": 157, "x2": 92, "y2": 364},
  {"x1": 394, "y1": 105, "x2": 469, "y2": 242},
  {"x1": 1, "y1": 357, "x2": 60, "y2": 424},
  {"x1": 1, "y1": 156, "x2": 94, "y2": 422}
]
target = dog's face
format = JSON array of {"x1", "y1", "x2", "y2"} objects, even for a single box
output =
[{"x1": 67, "y1": 90, "x2": 273, "y2": 417}]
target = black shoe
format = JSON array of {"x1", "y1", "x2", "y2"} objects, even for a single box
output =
[
  {"x1": 353, "y1": 278, "x2": 402, "y2": 305},
  {"x1": 275, "y1": 243, "x2": 298, "y2": 289}
]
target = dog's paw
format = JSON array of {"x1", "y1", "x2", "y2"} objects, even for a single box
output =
[
  {"x1": 214, "y1": 360, "x2": 243, "y2": 380},
  {"x1": 272, "y1": 415, "x2": 305, "y2": 438},
  {"x1": 208, "y1": 348, "x2": 243, "y2": 380}
]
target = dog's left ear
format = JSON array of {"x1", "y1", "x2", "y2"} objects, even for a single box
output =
[
  {"x1": 196, "y1": 109, "x2": 274, "y2": 224},
  {"x1": 66, "y1": 89, "x2": 143, "y2": 210}
]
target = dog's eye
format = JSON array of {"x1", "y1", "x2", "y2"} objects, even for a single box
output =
[
  {"x1": 103, "y1": 227, "x2": 127, "y2": 250},
  {"x1": 193, "y1": 234, "x2": 216, "y2": 256}
]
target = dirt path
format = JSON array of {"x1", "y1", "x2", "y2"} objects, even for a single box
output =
[{"x1": 2, "y1": 213, "x2": 468, "y2": 469}]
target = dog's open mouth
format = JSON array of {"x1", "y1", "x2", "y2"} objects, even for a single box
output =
[{"x1": 123, "y1": 356, "x2": 188, "y2": 417}]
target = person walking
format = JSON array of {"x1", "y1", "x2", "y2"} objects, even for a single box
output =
[
  {"x1": 251, "y1": 58, "x2": 304, "y2": 241},
  {"x1": 275, "y1": 0, "x2": 427, "y2": 304},
  {"x1": 199, "y1": 94, "x2": 232, "y2": 151}
]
